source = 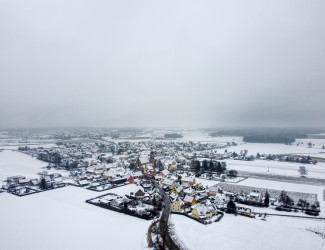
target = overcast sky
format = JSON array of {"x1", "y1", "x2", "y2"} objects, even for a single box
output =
[{"x1": 0, "y1": 0, "x2": 325, "y2": 128}]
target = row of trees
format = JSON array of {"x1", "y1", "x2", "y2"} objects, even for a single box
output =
[{"x1": 192, "y1": 160, "x2": 226, "y2": 174}]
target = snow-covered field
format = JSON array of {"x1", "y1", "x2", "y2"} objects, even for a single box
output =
[
  {"x1": 172, "y1": 214, "x2": 324, "y2": 250},
  {"x1": 0, "y1": 150, "x2": 47, "y2": 185},
  {"x1": 225, "y1": 141, "x2": 325, "y2": 158},
  {"x1": 0, "y1": 185, "x2": 150, "y2": 250},
  {"x1": 226, "y1": 159, "x2": 325, "y2": 179},
  {"x1": 0, "y1": 150, "x2": 68, "y2": 186}
]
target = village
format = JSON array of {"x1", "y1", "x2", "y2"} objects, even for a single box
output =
[
  {"x1": 1, "y1": 128, "x2": 325, "y2": 249},
  {"x1": 1, "y1": 140, "x2": 321, "y2": 225}
]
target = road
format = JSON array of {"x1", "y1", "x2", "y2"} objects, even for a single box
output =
[{"x1": 153, "y1": 181, "x2": 180, "y2": 250}]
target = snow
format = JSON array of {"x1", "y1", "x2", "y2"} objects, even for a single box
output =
[
  {"x1": 225, "y1": 141, "x2": 325, "y2": 158},
  {"x1": 0, "y1": 186, "x2": 150, "y2": 250},
  {"x1": 172, "y1": 214, "x2": 324, "y2": 250},
  {"x1": 225, "y1": 159, "x2": 325, "y2": 178},
  {"x1": 239, "y1": 178, "x2": 321, "y2": 194},
  {"x1": 0, "y1": 150, "x2": 67, "y2": 186},
  {"x1": 237, "y1": 178, "x2": 325, "y2": 216},
  {"x1": 0, "y1": 150, "x2": 47, "y2": 183}
]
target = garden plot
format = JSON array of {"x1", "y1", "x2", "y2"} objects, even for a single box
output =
[{"x1": 217, "y1": 183, "x2": 318, "y2": 204}]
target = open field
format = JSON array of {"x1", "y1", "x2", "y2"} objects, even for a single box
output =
[
  {"x1": 0, "y1": 185, "x2": 150, "y2": 250},
  {"x1": 172, "y1": 213, "x2": 324, "y2": 250},
  {"x1": 225, "y1": 159, "x2": 325, "y2": 179}
]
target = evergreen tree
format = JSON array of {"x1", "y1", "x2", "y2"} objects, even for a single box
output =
[
  {"x1": 209, "y1": 160, "x2": 214, "y2": 171},
  {"x1": 264, "y1": 190, "x2": 270, "y2": 207},
  {"x1": 39, "y1": 178, "x2": 47, "y2": 190},
  {"x1": 278, "y1": 190, "x2": 288, "y2": 205},
  {"x1": 226, "y1": 200, "x2": 237, "y2": 214},
  {"x1": 202, "y1": 160, "x2": 208, "y2": 171},
  {"x1": 195, "y1": 160, "x2": 201, "y2": 173},
  {"x1": 216, "y1": 162, "x2": 223, "y2": 174}
]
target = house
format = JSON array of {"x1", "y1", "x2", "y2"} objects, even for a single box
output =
[
  {"x1": 207, "y1": 186, "x2": 222, "y2": 196},
  {"x1": 192, "y1": 204, "x2": 209, "y2": 220},
  {"x1": 134, "y1": 188, "x2": 145, "y2": 199},
  {"x1": 214, "y1": 193, "x2": 227, "y2": 208},
  {"x1": 171, "y1": 198, "x2": 184, "y2": 212},
  {"x1": 183, "y1": 188, "x2": 195, "y2": 197},
  {"x1": 181, "y1": 182, "x2": 191, "y2": 189},
  {"x1": 159, "y1": 169, "x2": 169, "y2": 177},
  {"x1": 144, "y1": 171, "x2": 155, "y2": 179},
  {"x1": 170, "y1": 192, "x2": 179, "y2": 202},
  {"x1": 161, "y1": 179, "x2": 176, "y2": 189},
  {"x1": 110, "y1": 177, "x2": 127, "y2": 185},
  {"x1": 132, "y1": 171, "x2": 143, "y2": 179},
  {"x1": 29, "y1": 178, "x2": 39, "y2": 186},
  {"x1": 184, "y1": 195, "x2": 197, "y2": 206},
  {"x1": 237, "y1": 206, "x2": 252, "y2": 217},
  {"x1": 141, "y1": 180, "x2": 152, "y2": 189},
  {"x1": 192, "y1": 204, "x2": 217, "y2": 220},
  {"x1": 127, "y1": 176, "x2": 136, "y2": 184},
  {"x1": 168, "y1": 165, "x2": 177, "y2": 171},
  {"x1": 248, "y1": 191, "x2": 262, "y2": 203},
  {"x1": 181, "y1": 176, "x2": 196, "y2": 185},
  {"x1": 78, "y1": 179, "x2": 90, "y2": 187},
  {"x1": 171, "y1": 186, "x2": 183, "y2": 194}
]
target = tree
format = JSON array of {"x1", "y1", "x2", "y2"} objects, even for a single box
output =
[
  {"x1": 209, "y1": 160, "x2": 214, "y2": 171},
  {"x1": 39, "y1": 178, "x2": 47, "y2": 190},
  {"x1": 264, "y1": 191, "x2": 270, "y2": 207},
  {"x1": 228, "y1": 170, "x2": 238, "y2": 178},
  {"x1": 194, "y1": 160, "x2": 201, "y2": 174},
  {"x1": 202, "y1": 160, "x2": 208, "y2": 171},
  {"x1": 216, "y1": 162, "x2": 223, "y2": 174},
  {"x1": 278, "y1": 190, "x2": 293, "y2": 207},
  {"x1": 298, "y1": 166, "x2": 308, "y2": 177},
  {"x1": 226, "y1": 200, "x2": 237, "y2": 214},
  {"x1": 278, "y1": 190, "x2": 288, "y2": 205}
]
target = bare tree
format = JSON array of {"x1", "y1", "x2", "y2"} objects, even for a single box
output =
[{"x1": 298, "y1": 166, "x2": 308, "y2": 177}]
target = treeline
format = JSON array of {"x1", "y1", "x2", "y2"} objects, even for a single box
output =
[
  {"x1": 208, "y1": 127, "x2": 321, "y2": 139},
  {"x1": 164, "y1": 133, "x2": 183, "y2": 139},
  {"x1": 37, "y1": 152, "x2": 62, "y2": 164},
  {"x1": 243, "y1": 135, "x2": 295, "y2": 144}
]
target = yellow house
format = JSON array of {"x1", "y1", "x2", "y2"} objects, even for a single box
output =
[
  {"x1": 168, "y1": 165, "x2": 177, "y2": 171},
  {"x1": 181, "y1": 177, "x2": 196, "y2": 185},
  {"x1": 192, "y1": 205, "x2": 214, "y2": 220},
  {"x1": 171, "y1": 199, "x2": 184, "y2": 212},
  {"x1": 191, "y1": 208, "x2": 200, "y2": 220},
  {"x1": 184, "y1": 195, "x2": 197, "y2": 206},
  {"x1": 171, "y1": 186, "x2": 183, "y2": 194}
]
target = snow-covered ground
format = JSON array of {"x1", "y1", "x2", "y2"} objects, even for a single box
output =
[
  {"x1": 0, "y1": 185, "x2": 150, "y2": 250},
  {"x1": 172, "y1": 213, "x2": 324, "y2": 250},
  {"x1": 0, "y1": 150, "x2": 47, "y2": 185},
  {"x1": 239, "y1": 178, "x2": 321, "y2": 194},
  {"x1": 225, "y1": 141, "x2": 325, "y2": 158},
  {"x1": 0, "y1": 150, "x2": 68, "y2": 186},
  {"x1": 225, "y1": 159, "x2": 325, "y2": 179},
  {"x1": 238, "y1": 178, "x2": 325, "y2": 216}
]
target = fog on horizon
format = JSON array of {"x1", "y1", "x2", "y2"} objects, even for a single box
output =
[{"x1": 0, "y1": 0, "x2": 325, "y2": 129}]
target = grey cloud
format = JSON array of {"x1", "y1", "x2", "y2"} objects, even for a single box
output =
[{"x1": 0, "y1": 0, "x2": 325, "y2": 128}]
